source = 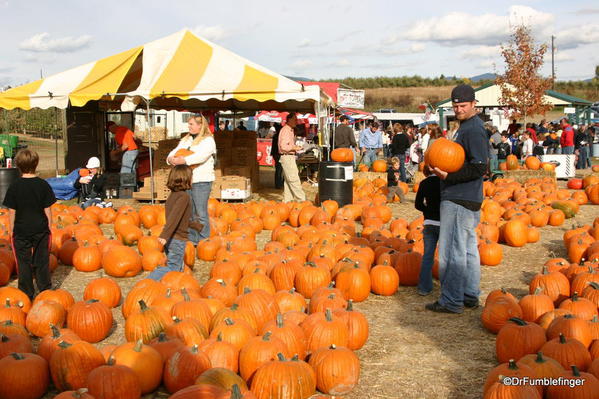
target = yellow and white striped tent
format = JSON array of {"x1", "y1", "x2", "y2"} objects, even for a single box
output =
[{"x1": 0, "y1": 29, "x2": 327, "y2": 112}]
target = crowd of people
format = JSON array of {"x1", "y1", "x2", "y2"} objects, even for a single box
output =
[{"x1": 334, "y1": 114, "x2": 598, "y2": 179}]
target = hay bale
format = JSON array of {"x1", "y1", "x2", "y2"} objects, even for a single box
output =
[
  {"x1": 354, "y1": 171, "x2": 387, "y2": 182},
  {"x1": 135, "y1": 126, "x2": 167, "y2": 143},
  {"x1": 502, "y1": 169, "x2": 556, "y2": 184}
]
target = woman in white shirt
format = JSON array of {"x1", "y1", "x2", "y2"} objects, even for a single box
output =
[{"x1": 167, "y1": 115, "x2": 216, "y2": 243}]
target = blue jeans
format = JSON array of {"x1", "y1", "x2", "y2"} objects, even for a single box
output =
[
  {"x1": 438, "y1": 200, "x2": 481, "y2": 313},
  {"x1": 81, "y1": 198, "x2": 102, "y2": 209},
  {"x1": 147, "y1": 238, "x2": 186, "y2": 281},
  {"x1": 362, "y1": 149, "x2": 377, "y2": 166},
  {"x1": 121, "y1": 149, "x2": 138, "y2": 174},
  {"x1": 577, "y1": 146, "x2": 589, "y2": 169},
  {"x1": 189, "y1": 182, "x2": 212, "y2": 244},
  {"x1": 418, "y1": 224, "x2": 440, "y2": 294},
  {"x1": 562, "y1": 146, "x2": 574, "y2": 155},
  {"x1": 489, "y1": 152, "x2": 498, "y2": 172}
]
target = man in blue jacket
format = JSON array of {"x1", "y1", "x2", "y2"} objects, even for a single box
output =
[{"x1": 426, "y1": 84, "x2": 488, "y2": 313}]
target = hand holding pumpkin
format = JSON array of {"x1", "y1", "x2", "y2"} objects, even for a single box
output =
[{"x1": 157, "y1": 237, "x2": 166, "y2": 246}]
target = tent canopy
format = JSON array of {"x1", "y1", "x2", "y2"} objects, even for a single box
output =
[
  {"x1": 0, "y1": 30, "x2": 328, "y2": 112},
  {"x1": 436, "y1": 82, "x2": 592, "y2": 108}
]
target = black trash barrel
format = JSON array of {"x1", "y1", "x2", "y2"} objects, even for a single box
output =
[
  {"x1": 318, "y1": 161, "x2": 353, "y2": 207},
  {"x1": 0, "y1": 168, "x2": 20, "y2": 207}
]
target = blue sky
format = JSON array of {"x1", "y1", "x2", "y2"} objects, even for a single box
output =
[{"x1": 0, "y1": 0, "x2": 598, "y2": 88}]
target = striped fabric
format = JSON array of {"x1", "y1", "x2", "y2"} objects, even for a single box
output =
[{"x1": 0, "y1": 30, "x2": 323, "y2": 111}]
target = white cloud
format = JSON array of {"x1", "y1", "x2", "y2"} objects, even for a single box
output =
[
  {"x1": 22, "y1": 53, "x2": 57, "y2": 64},
  {"x1": 477, "y1": 60, "x2": 496, "y2": 69},
  {"x1": 19, "y1": 32, "x2": 92, "y2": 53},
  {"x1": 555, "y1": 24, "x2": 599, "y2": 50},
  {"x1": 327, "y1": 59, "x2": 351, "y2": 67},
  {"x1": 403, "y1": 5, "x2": 553, "y2": 46},
  {"x1": 191, "y1": 25, "x2": 231, "y2": 42},
  {"x1": 461, "y1": 45, "x2": 501, "y2": 59},
  {"x1": 291, "y1": 59, "x2": 313, "y2": 69},
  {"x1": 574, "y1": 8, "x2": 599, "y2": 15},
  {"x1": 0, "y1": 65, "x2": 13, "y2": 73},
  {"x1": 545, "y1": 51, "x2": 575, "y2": 62},
  {"x1": 297, "y1": 38, "x2": 311, "y2": 48}
]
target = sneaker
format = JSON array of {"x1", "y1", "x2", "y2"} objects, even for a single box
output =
[
  {"x1": 464, "y1": 299, "x2": 480, "y2": 309},
  {"x1": 104, "y1": 202, "x2": 113, "y2": 208},
  {"x1": 425, "y1": 301, "x2": 462, "y2": 314},
  {"x1": 417, "y1": 290, "x2": 432, "y2": 296}
]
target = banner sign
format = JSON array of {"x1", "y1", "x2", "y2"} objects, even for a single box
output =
[{"x1": 337, "y1": 89, "x2": 365, "y2": 109}]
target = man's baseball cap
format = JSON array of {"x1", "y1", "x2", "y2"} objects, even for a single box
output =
[{"x1": 451, "y1": 84, "x2": 476, "y2": 103}]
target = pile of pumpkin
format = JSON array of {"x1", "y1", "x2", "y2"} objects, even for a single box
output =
[
  {"x1": 479, "y1": 217, "x2": 599, "y2": 398},
  {"x1": 0, "y1": 196, "x2": 445, "y2": 399},
  {"x1": 567, "y1": 174, "x2": 599, "y2": 205},
  {"x1": 498, "y1": 154, "x2": 557, "y2": 172}
]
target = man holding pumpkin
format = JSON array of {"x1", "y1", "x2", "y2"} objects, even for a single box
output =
[{"x1": 426, "y1": 84, "x2": 488, "y2": 314}]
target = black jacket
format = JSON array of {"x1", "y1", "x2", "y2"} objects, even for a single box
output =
[
  {"x1": 271, "y1": 132, "x2": 280, "y2": 162},
  {"x1": 74, "y1": 173, "x2": 106, "y2": 200},
  {"x1": 390, "y1": 133, "x2": 410, "y2": 155},
  {"x1": 415, "y1": 175, "x2": 441, "y2": 222}
]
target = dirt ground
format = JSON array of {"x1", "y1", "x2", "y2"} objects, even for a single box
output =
[{"x1": 25, "y1": 168, "x2": 597, "y2": 399}]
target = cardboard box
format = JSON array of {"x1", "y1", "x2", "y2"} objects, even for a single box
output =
[
  {"x1": 220, "y1": 176, "x2": 249, "y2": 190},
  {"x1": 223, "y1": 166, "x2": 252, "y2": 178},
  {"x1": 231, "y1": 147, "x2": 255, "y2": 166}
]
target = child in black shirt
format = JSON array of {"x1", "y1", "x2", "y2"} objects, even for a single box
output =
[
  {"x1": 386, "y1": 157, "x2": 405, "y2": 202},
  {"x1": 2, "y1": 149, "x2": 56, "y2": 299},
  {"x1": 415, "y1": 166, "x2": 440, "y2": 296},
  {"x1": 497, "y1": 133, "x2": 511, "y2": 163}
]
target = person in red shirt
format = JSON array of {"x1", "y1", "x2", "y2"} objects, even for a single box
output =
[
  {"x1": 526, "y1": 123, "x2": 538, "y2": 144},
  {"x1": 559, "y1": 118, "x2": 575, "y2": 154},
  {"x1": 107, "y1": 122, "x2": 139, "y2": 174}
]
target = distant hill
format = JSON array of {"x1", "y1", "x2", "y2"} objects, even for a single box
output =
[
  {"x1": 285, "y1": 76, "x2": 313, "y2": 82},
  {"x1": 470, "y1": 73, "x2": 496, "y2": 82}
]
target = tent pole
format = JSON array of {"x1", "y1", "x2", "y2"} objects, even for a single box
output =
[{"x1": 145, "y1": 98, "x2": 155, "y2": 205}]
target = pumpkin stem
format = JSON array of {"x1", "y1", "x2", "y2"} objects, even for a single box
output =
[
  {"x1": 216, "y1": 279, "x2": 226, "y2": 286},
  {"x1": 325, "y1": 308, "x2": 333, "y2": 322},
  {"x1": 533, "y1": 287, "x2": 544, "y2": 295},
  {"x1": 74, "y1": 389, "x2": 89, "y2": 398},
  {"x1": 243, "y1": 287, "x2": 251, "y2": 294},
  {"x1": 289, "y1": 288, "x2": 296, "y2": 294},
  {"x1": 138, "y1": 300, "x2": 148, "y2": 311},
  {"x1": 230, "y1": 384, "x2": 242, "y2": 399},
  {"x1": 507, "y1": 359, "x2": 518, "y2": 370},
  {"x1": 172, "y1": 316, "x2": 181, "y2": 323},
  {"x1": 181, "y1": 288, "x2": 190, "y2": 302},
  {"x1": 106, "y1": 356, "x2": 116, "y2": 366},
  {"x1": 276, "y1": 353, "x2": 286, "y2": 361},
  {"x1": 276, "y1": 313, "x2": 284, "y2": 328},
  {"x1": 4, "y1": 298, "x2": 9, "y2": 307},
  {"x1": 0, "y1": 334, "x2": 7, "y2": 343},
  {"x1": 535, "y1": 352, "x2": 546, "y2": 363},
  {"x1": 588, "y1": 282, "x2": 599, "y2": 290},
  {"x1": 329, "y1": 344, "x2": 337, "y2": 350},
  {"x1": 57, "y1": 340, "x2": 72, "y2": 349},
  {"x1": 49, "y1": 324, "x2": 61, "y2": 338},
  {"x1": 508, "y1": 317, "x2": 527, "y2": 326},
  {"x1": 157, "y1": 332, "x2": 167, "y2": 342},
  {"x1": 541, "y1": 266, "x2": 549, "y2": 275},
  {"x1": 217, "y1": 332, "x2": 223, "y2": 342},
  {"x1": 591, "y1": 315, "x2": 598, "y2": 323},
  {"x1": 86, "y1": 298, "x2": 99, "y2": 304},
  {"x1": 224, "y1": 318, "x2": 234, "y2": 326},
  {"x1": 571, "y1": 365, "x2": 581, "y2": 377},
  {"x1": 10, "y1": 353, "x2": 25, "y2": 360},
  {"x1": 559, "y1": 333, "x2": 567, "y2": 344},
  {"x1": 347, "y1": 300, "x2": 354, "y2": 311},
  {"x1": 134, "y1": 339, "x2": 143, "y2": 352},
  {"x1": 231, "y1": 303, "x2": 239, "y2": 311},
  {"x1": 291, "y1": 354, "x2": 299, "y2": 361},
  {"x1": 191, "y1": 344, "x2": 198, "y2": 353},
  {"x1": 262, "y1": 331, "x2": 272, "y2": 341}
]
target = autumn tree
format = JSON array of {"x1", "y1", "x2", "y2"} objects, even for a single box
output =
[{"x1": 496, "y1": 25, "x2": 554, "y2": 124}]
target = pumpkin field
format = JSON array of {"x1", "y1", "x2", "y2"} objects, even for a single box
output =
[{"x1": 0, "y1": 170, "x2": 599, "y2": 399}]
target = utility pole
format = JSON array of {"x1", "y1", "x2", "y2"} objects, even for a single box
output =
[{"x1": 551, "y1": 35, "x2": 555, "y2": 89}]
